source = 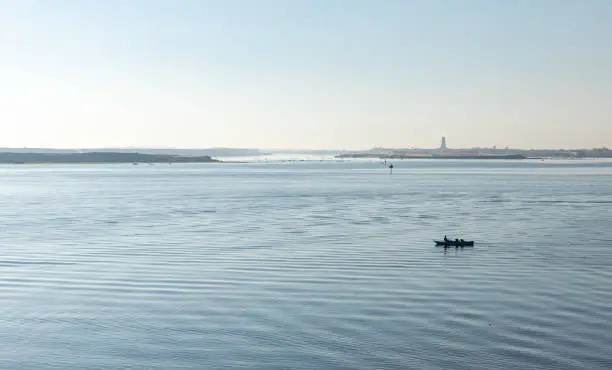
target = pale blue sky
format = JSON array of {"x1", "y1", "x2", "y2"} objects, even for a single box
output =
[{"x1": 1, "y1": 0, "x2": 610, "y2": 149}]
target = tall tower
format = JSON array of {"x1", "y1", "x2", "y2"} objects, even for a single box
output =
[{"x1": 440, "y1": 136, "x2": 447, "y2": 150}]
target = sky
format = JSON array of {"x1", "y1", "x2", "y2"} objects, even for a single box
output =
[{"x1": 1, "y1": 0, "x2": 611, "y2": 150}]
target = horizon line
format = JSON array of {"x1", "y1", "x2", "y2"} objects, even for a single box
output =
[{"x1": 0, "y1": 145, "x2": 609, "y2": 152}]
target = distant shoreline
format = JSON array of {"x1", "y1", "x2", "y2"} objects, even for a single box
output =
[
  {"x1": 0, "y1": 152, "x2": 221, "y2": 164},
  {"x1": 335, "y1": 153, "x2": 528, "y2": 160}
]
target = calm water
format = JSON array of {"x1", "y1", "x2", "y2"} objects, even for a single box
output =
[{"x1": 1, "y1": 160, "x2": 611, "y2": 369}]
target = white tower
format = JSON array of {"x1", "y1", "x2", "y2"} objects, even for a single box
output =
[{"x1": 440, "y1": 136, "x2": 447, "y2": 150}]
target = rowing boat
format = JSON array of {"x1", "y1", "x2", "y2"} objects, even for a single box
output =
[{"x1": 434, "y1": 240, "x2": 474, "y2": 247}]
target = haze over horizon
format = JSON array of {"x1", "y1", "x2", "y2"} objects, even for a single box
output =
[{"x1": 2, "y1": 1, "x2": 611, "y2": 150}]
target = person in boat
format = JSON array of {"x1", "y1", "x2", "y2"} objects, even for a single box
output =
[
  {"x1": 444, "y1": 235, "x2": 449, "y2": 242},
  {"x1": 455, "y1": 238, "x2": 460, "y2": 245},
  {"x1": 460, "y1": 239, "x2": 464, "y2": 244}
]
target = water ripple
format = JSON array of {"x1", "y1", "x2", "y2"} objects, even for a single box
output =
[{"x1": 1, "y1": 161, "x2": 611, "y2": 369}]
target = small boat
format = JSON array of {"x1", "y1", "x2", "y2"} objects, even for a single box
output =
[{"x1": 434, "y1": 240, "x2": 474, "y2": 247}]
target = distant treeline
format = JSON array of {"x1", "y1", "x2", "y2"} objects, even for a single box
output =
[
  {"x1": 472, "y1": 148, "x2": 612, "y2": 158},
  {"x1": 532, "y1": 148, "x2": 612, "y2": 158},
  {"x1": 0, "y1": 152, "x2": 219, "y2": 164},
  {"x1": 337, "y1": 147, "x2": 612, "y2": 159},
  {"x1": 336, "y1": 153, "x2": 527, "y2": 160},
  {"x1": 0, "y1": 147, "x2": 264, "y2": 157}
]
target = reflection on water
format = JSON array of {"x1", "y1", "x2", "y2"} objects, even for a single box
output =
[{"x1": 1, "y1": 160, "x2": 611, "y2": 369}]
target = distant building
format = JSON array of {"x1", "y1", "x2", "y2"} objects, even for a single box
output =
[{"x1": 440, "y1": 137, "x2": 447, "y2": 150}]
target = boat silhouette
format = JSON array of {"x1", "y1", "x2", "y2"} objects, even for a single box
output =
[{"x1": 434, "y1": 240, "x2": 474, "y2": 247}]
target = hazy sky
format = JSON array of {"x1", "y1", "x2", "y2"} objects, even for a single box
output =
[{"x1": 1, "y1": 0, "x2": 611, "y2": 149}]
